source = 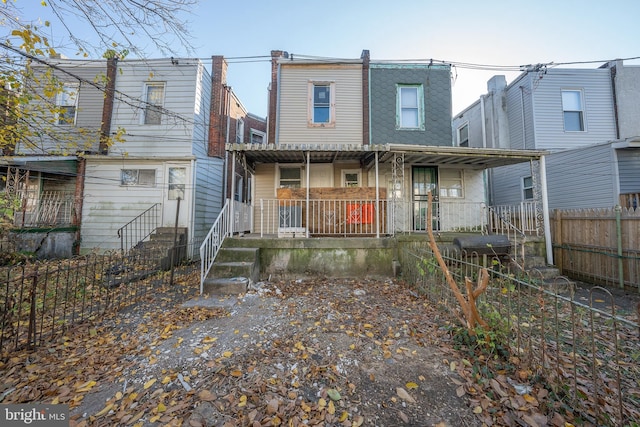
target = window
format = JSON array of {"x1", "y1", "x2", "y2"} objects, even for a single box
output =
[
  {"x1": 143, "y1": 83, "x2": 165, "y2": 125},
  {"x1": 279, "y1": 167, "x2": 301, "y2": 188},
  {"x1": 56, "y1": 83, "x2": 79, "y2": 125},
  {"x1": 250, "y1": 129, "x2": 265, "y2": 144},
  {"x1": 439, "y1": 169, "x2": 464, "y2": 198},
  {"x1": 121, "y1": 169, "x2": 156, "y2": 187},
  {"x1": 561, "y1": 90, "x2": 584, "y2": 131},
  {"x1": 236, "y1": 118, "x2": 245, "y2": 143},
  {"x1": 168, "y1": 167, "x2": 186, "y2": 200},
  {"x1": 308, "y1": 82, "x2": 335, "y2": 126},
  {"x1": 342, "y1": 170, "x2": 361, "y2": 187},
  {"x1": 457, "y1": 123, "x2": 469, "y2": 147},
  {"x1": 522, "y1": 176, "x2": 534, "y2": 200},
  {"x1": 397, "y1": 84, "x2": 424, "y2": 130}
]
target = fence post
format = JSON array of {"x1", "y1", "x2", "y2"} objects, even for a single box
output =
[
  {"x1": 27, "y1": 268, "x2": 38, "y2": 349},
  {"x1": 555, "y1": 210, "x2": 563, "y2": 273},
  {"x1": 169, "y1": 197, "x2": 181, "y2": 286},
  {"x1": 615, "y1": 205, "x2": 624, "y2": 289}
]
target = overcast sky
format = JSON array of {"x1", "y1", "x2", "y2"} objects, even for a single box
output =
[{"x1": 32, "y1": 0, "x2": 640, "y2": 118}]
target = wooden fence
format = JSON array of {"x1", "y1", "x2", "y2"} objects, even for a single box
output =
[{"x1": 552, "y1": 207, "x2": 640, "y2": 291}]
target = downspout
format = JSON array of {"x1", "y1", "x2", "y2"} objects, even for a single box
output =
[
  {"x1": 306, "y1": 151, "x2": 310, "y2": 238},
  {"x1": 615, "y1": 205, "x2": 624, "y2": 289},
  {"x1": 190, "y1": 158, "x2": 196, "y2": 256},
  {"x1": 375, "y1": 150, "x2": 379, "y2": 238},
  {"x1": 230, "y1": 151, "x2": 236, "y2": 234},
  {"x1": 539, "y1": 155, "x2": 553, "y2": 265},
  {"x1": 480, "y1": 94, "x2": 490, "y2": 209},
  {"x1": 275, "y1": 61, "x2": 281, "y2": 145},
  {"x1": 99, "y1": 57, "x2": 118, "y2": 154},
  {"x1": 73, "y1": 157, "x2": 86, "y2": 255}
]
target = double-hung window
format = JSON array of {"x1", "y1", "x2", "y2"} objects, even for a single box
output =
[
  {"x1": 522, "y1": 176, "x2": 534, "y2": 200},
  {"x1": 439, "y1": 169, "x2": 464, "y2": 198},
  {"x1": 236, "y1": 118, "x2": 245, "y2": 143},
  {"x1": 561, "y1": 89, "x2": 584, "y2": 132},
  {"x1": 397, "y1": 84, "x2": 424, "y2": 130},
  {"x1": 143, "y1": 83, "x2": 165, "y2": 125},
  {"x1": 56, "y1": 83, "x2": 79, "y2": 125},
  {"x1": 342, "y1": 170, "x2": 361, "y2": 188},
  {"x1": 457, "y1": 123, "x2": 469, "y2": 147},
  {"x1": 279, "y1": 167, "x2": 301, "y2": 188},
  {"x1": 250, "y1": 129, "x2": 265, "y2": 144},
  {"x1": 308, "y1": 82, "x2": 335, "y2": 126}
]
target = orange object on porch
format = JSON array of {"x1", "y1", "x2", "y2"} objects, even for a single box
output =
[{"x1": 347, "y1": 203, "x2": 373, "y2": 224}]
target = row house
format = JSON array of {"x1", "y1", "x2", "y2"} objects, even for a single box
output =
[
  {"x1": 223, "y1": 50, "x2": 547, "y2": 240},
  {"x1": 453, "y1": 60, "x2": 640, "y2": 211},
  {"x1": 1, "y1": 56, "x2": 265, "y2": 257}
]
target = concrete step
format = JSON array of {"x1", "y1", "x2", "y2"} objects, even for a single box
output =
[
  {"x1": 202, "y1": 277, "x2": 249, "y2": 295},
  {"x1": 215, "y1": 247, "x2": 259, "y2": 263},
  {"x1": 211, "y1": 261, "x2": 258, "y2": 281}
]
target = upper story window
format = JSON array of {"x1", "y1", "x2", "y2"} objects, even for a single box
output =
[
  {"x1": 308, "y1": 82, "x2": 335, "y2": 127},
  {"x1": 143, "y1": 83, "x2": 165, "y2": 125},
  {"x1": 236, "y1": 118, "x2": 245, "y2": 143},
  {"x1": 250, "y1": 129, "x2": 265, "y2": 144},
  {"x1": 457, "y1": 123, "x2": 469, "y2": 147},
  {"x1": 279, "y1": 167, "x2": 301, "y2": 188},
  {"x1": 397, "y1": 84, "x2": 424, "y2": 130},
  {"x1": 561, "y1": 89, "x2": 584, "y2": 132},
  {"x1": 522, "y1": 176, "x2": 534, "y2": 200},
  {"x1": 121, "y1": 169, "x2": 156, "y2": 187},
  {"x1": 56, "y1": 83, "x2": 79, "y2": 125}
]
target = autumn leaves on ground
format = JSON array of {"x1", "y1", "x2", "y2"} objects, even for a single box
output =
[{"x1": 2, "y1": 275, "x2": 561, "y2": 426}]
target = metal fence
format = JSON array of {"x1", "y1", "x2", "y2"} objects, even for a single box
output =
[
  {"x1": 0, "y1": 243, "x2": 199, "y2": 357},
  {"x1": 398, "y1": 242, "x2": 640, "y2": 426}
]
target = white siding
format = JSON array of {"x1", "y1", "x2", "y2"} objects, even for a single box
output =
[
  {"x1": 109, "y1": 59, "x2": 200, "y2": 157},
  {"x1": 278, "y1": 64, "x2": 362, "y2": 146},
  {"x1": 546, "y1": 144, "x2": 617, "y2": 209},
  {"x1": 617, "y1": 149, "x2": 640, "y2": 194},
  {"x1": 531, "y1": 69, "x2": 616, "y2": 151},
  {"x1": 613, "y1": 62, "x2": 640, "y2": 139}
]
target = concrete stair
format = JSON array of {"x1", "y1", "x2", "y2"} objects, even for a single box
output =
[
  {"x1": 202, "y1": 246, "x2": 260, "y2": 295},
  {"x1": 135, "y1": 227, "x2": 188, "y2": 269}
]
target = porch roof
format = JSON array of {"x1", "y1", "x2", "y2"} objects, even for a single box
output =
[{"x1": 226, "y1": 143, "x2": 547, "y2": 170}]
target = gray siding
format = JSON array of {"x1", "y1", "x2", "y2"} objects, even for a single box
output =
[
  {"x1": 531, "y1": 69, "x2": 616, "y2": 151},
  {"x1": 546, "y1": 144, "x2": 617, "y2": 209},
  {"x1": 617, "y1": 148, "x2": 640, "y2": 194},
  {"x1": 370, "y1": 65, "x2": 451, "y2": 146},
  {"x1": 489, "y1": 163, "x2": 531, "y2": 206},
  {"x1": 192, "y1": 158, "x2": 224, "y2": 246},
  {"x1": 505, "y1": 75, "x2": 535, "y2": 150},
  {"x1": 614, "y1": 62, "x2": 640, "y2": 139}
]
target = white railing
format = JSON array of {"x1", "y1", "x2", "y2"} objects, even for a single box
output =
[
  {"x1": 231, "y1": 199, "x2": 252, "y2": 234},
  {"x1": 14, "y1": 190, "x2": 75, "y2": 227},
  {"x1": 488, "y1": 202, "x2": 540, "y2": 236},
  {"x1": 199, "y1": 199, "x2": 231, "y2": 294},
  {"x1": 256, "y1": 199, "x2": 489, "y2": 236}
]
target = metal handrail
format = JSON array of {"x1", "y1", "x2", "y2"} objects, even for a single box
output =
[
  {"x1": 199, "y1": 198, "x2": 231, "y2": 294},
  {"x1": 486, "y1": 204, "x2": 527, "y2": 268},
  {"x1": 117, "y1": 203, "x2": 161, "y2": 253}
]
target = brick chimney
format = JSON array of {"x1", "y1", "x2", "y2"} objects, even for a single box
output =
[
  {"x1": 209, "y1": 55, "x2": 229, "y2": 157},
  {"x1": 267, "y1": 50, "x2": 284, "y2": 145}
]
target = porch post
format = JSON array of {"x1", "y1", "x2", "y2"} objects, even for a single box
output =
[
  {"x1": 375, "y1": 150, "x2": 380, "y2": 238},
  {"x1": 230, "y1": 151, "x2": 236, "y2": 234},
  {"x1": 306, "y1": 151, "x2": 310, "y2": 238},
  {"x1": 539, "y1": 155, "x2": 553, "y2": 265}
]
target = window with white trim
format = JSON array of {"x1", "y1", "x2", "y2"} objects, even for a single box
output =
[
  {"x1": 308, "y1": 82, "x2": 335, "y2": 126},
  {"x1": 143, "y1": 83, "x2": 165, "y2": 125},
  {"x1": 522, "y1": 176, "x2": 534, "y2": 200},
  {"x1": 250, "y1": 129, "x2": 265, "y2": 144},
  {"x1": 342, "y1": 170, "x2": 361, "y2": 187},
  {"x1": 397, "y1": 84, "x2": 424, "y2": 130},
  {"x1": 56, "y1": 83, "x2": 79, "y2": 125},
  {"x1": 121, "y1": 169, "x2": 156, "y2": 187},
  {"x1": 236, "y1": 118, "x2": 245, "y2": 143},
  {"x1": 279, "y1": 167, "x2": 301, "y2": 188},
  {"x1": 457, "y1": 123, "x2": 469, "y2": 147},
  {"x1": 561, "y1": 89, "x2": 584, "y2": 131},
  {"x1": 439, "y1": 169, "x2": 464, "y2": 198},
  {"x1": 168, "y1": 167, "x2": 186, "y2": 200}
]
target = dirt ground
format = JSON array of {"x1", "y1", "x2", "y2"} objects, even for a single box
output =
[{"x1": 69, "y1": 277, "x2": 481, "y2": 426}]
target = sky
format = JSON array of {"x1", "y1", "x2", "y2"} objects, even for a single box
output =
[{"x1": 24, "y1": 0, "x2": 640, "y2": 118}]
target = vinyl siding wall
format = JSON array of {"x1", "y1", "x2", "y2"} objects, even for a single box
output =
[
  {"x1": 617, "y1": 149, "x2": 640, "y2": 194},
  {"x1": 530, "y1": 69, "x2": 616, "y2": 151},
  {"x1": 545, "y1": 143, "x2": 617, "y2": 209},
  {"x1": 277, "y1": 64, "x2": 362, "y2": 146},
  {"x1": 110, "y1": 59, "x2": 199, "y2": 157}
]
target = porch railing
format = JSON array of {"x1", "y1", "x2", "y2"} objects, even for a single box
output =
[
  {"x1": 117, "y1": 203, "x2": 160, "y2": 253},
  {"x1": 620, "y1": 192, "x2": 640, "y2": 209},
  {"x1": 199, "y1": 199, "x2": 231, "y2": 294},
  {"x1": 14, "y1": 190, "x2": 75, "y2": 227},
  {"x1": 488, "y1": 202, "x2": 540, "y2": 236}
]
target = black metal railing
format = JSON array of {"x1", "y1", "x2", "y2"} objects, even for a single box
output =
[{"x1": 117, "y1": 203, "x2": 160, "y2": 253}]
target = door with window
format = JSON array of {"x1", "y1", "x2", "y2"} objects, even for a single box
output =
[
  {"x1": 412, "y1": 167, "x2": 438, "y2": 231},
  {"x1": 162, "y1": 164, "x2": 190, "y2": 228}
]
